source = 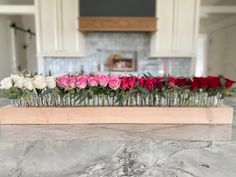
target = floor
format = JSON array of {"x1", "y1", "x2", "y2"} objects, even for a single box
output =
[{"x1": 0, "y1": 97, "x2": 236, "y2": 177}]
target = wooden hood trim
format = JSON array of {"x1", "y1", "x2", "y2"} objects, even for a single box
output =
[{"x1": 78, "y1": 17, "x2": 157, "y2": 32}]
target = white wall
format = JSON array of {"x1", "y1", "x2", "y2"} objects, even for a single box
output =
[
  {"x1": 21, "y1": 15, "x2": 37, "y2": 72},
  {"x1": 207, "y1": 30, "x2": 225, "y2": 75},
  {"x1": 222, "y1": 23, "x2": 236, "y2": 80},
  {"x1": 0, "y1": 15, "x2": 12, "y2": 80},
  {"x1": 11, "y1": 16, "x2": 28, "y2": 71},
  {"x1": 196, "y1": 34, "x2": 208, "y2": 76},
  {"x1": 0, "y1": 0, "x2": 36, "y2": 78},
  {"x1": 0, "y1": 14, "x2": 36, "y2": 79},
  {"x1": 207, "y1": 17, "x2": 236, "y2": 80},
  {"x1": 12, "y1": 15, "x2": 37, "y2": 73}
]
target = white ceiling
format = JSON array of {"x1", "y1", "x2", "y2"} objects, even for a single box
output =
[
  {"x1": 0, "y1": 0, "x2": 33, "y2": 5},
  {"x1": 200, "y1": 0, "x2": 236, "y2": 32},
  {"x1": 201, "y1": 0, "x2": 222, "y2": 6},
  {"x1": 201, "y1": 0, "x2": 236, "y2": 6},
  {"x1": 200, "y1": 0, "x2": 236, "y2": 24}
]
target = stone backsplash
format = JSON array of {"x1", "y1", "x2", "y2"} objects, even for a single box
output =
[
  {"x1": 85, "y1": 32, "x2": 150, "y2": 61},
  {"x1": 44, "y1": 32, "x2": 191, "y2": 76},
  {"x1": 44, "y1": 57, "x2": 191, "y2": 76}
]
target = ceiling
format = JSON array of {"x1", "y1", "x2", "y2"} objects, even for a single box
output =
[
  {"x1": 0, "y1": 0, "x2": 33, "y2": 5},
  {"x1": 200, "y1": 0, "x2": 236, "y2": 32},
  {"x1": 201, "y1": 0, "x2": 236, "y2": 6}
]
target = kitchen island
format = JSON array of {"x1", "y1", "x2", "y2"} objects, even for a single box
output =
[
  {"x1": 0, "y1": 97, "x2": 235, "y2": 177},
  {"x1": 0, "y1": 124, "x2": 236, "y2": 177}
]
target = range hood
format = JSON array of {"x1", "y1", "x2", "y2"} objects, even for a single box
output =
[
  {"x1": 79, "y1": 0, "x2": 157, "y2": 32},
  {"x1": 78, "y1": 17, "x2": 157, "y2": 32}
]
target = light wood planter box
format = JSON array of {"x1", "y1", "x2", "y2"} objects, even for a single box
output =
[{"x1": 0, "y1": 106, "x2": 233, "y2": 125}]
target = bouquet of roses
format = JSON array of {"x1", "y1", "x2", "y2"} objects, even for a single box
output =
[{"x1": 0, "y1": 73, "x2": 235, "y2": 107}]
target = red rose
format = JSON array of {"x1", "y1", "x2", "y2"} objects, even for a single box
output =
[
  {"x1": 145, "y1": 78, "x2": 156, "y2": 91},
  {"x1": 168, "y1": 77, "x2": 176, "y2": 87},
  {"x1": 120, "y1": 76, "x2": 129, "y2": 90},
  {"x1": 225, "y1": 78, "x2": 235, "y2": 89},
  {"x1": 191, "y1": 78, "x2": 199, "y2": 91},
  {"x1": 198, "y1": 77, "x2": 208, "y2": 89},
  {"x1": 207, "y1": 76, "x2": 220, "y2": 89},
  {"x1": 190, "y1": 77, "x2": 208, "y2": 90},
  {"x1": 127, "y1": 77, "x2": 136, "y2": 89},
  {"x1": 155, "y1": 77, "x2": 163, "y2": 88},
  {"x1": 176, "y1": 77, "x2": 186, "y2": 87},
  {"x1": 138, "y1": 77, "x2": 146, "y2": 88}
]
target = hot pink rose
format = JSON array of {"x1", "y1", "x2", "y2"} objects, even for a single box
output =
[
  {"x1": 76, "y1": 75, "x2": 88, "y2": 89},
  {"x1": 56, "y1": 75, "x2": 69, "y2": 88},
  {"x1": 97, "y1": 74, "x2": 109, "y2": 87},
  {"x1": 88, "y1": 76, "x2": 98, "y2": 87},
  {"x1": 108, "y1": 75, "x2": 121, "y2": 90},
  {"x1": 67, "y1": 76, "x2": 76, "y2": 89},
  {"x1": 120, "y1": 76, "x2": 137, "y2": 90}
]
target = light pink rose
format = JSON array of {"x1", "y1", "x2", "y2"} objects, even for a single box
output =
[
  {"x1": 56, "y1": 75, "x2": 69, "y2": 88},
  {"x1": 97, "y1": 74, "x2": 109, "y2": 87},
  {"x1": 88, "y1": 76, "x2": 98, "y2": 87},
  {"x1": 76, "y1": 75, "x2": 88, "y2": 89},
  {"x1": 108, "y1": 75, "x2": 121, "y2": 90}
]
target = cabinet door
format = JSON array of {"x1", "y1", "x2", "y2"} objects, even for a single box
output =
[
  {"x1": 155, "y1": 0, "x2": 175, "y2": 55},
  {"x1": 36, "y1": 0, "x2": 85, "y2": 56},
  {"x1": 174, "y1": 0, "x2": 198, "y2": 55},
  {"x1": 151, "y1": 0, "x2": 199, "y2": 57},
  {"x1": 61, "y1": 0, "x2": 78, "y2": 53},
  {"x1": 36, "y1": 0, "x2": 58, "y2": 54}
]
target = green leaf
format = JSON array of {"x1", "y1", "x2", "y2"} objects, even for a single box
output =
[
  {"x1": 137, "y1": 85, "x2": 149, "y2": 94},
  {"x1": 115, "y1": 94, "x2": 128, "y2": 105},
  {"x1": 78, "y1": 94, "x2": 87, "y2": 104},
  {"x1": 74, "y1": 95, "x2": 82, "y2": 103},
  {"x1": 120, "y1": 95, "x2": 128, "y2": 104},
  {"x1": 48, "y1": 70, "x2": 52, "y2": 76},
  {"x1": 208, "y1": 90, "x2": 218, "y2": 97},
  {"x1": 219, "y1": 76, "x2": 226, "y2": 86},
  {"x1": 41, "y1": 89, "x2": 52, "y2": 96},
  {"x1": 115, "y1": 95, "x2": 122, "y2": 103},
  {"x1": 9, "y1": 88, "x2": 23, "y2": 99},
  {"x1": 147, "y1": 72, "x2": 153, "y2": 77}
]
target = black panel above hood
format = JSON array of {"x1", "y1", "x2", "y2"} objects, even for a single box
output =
[{"x1": 80, "y1": 0, "x2": 156, "y2": 17}]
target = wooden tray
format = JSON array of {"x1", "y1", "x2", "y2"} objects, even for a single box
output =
[{"x1": 0, "y1": 106, "x2": 233, "y2": 125}]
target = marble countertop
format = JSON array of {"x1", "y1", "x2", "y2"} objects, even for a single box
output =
[
  {"x1": 0, "y1": 124, "x2": 236, "y2": 142},
  {"x1": 1, "y1": 124, "x2": 236, "y2": 177},
  {"x1": 0, "y1": 96, "x2": 236, "y2": 177}
]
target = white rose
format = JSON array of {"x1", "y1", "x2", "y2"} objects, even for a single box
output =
[
  {"x1": 34, "y1": 75, "x2": 47, "y2": 90},
  {"x1": 10, "y1": 74, "x2": 19, "y2": 82},
  {"x1": 14, "y1": 76, "x2": 25, "y2": 89},
  {"x1": 0, "y1": 77, "x2": 13, "y2": 89},
  {"x1": 24, "y1": 78, "x2": 34, "y2": 90},
  {"x1": 46, "y1": 76, "x2": 56, "y2": 89}
]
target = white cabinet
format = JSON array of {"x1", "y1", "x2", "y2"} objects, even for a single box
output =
[
  {"x1": 151, "y1": 0, "x2": 200, "y2": 57},
  {"x1": 35, "y1": 0, "x2": 85, "y2": 57}
]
